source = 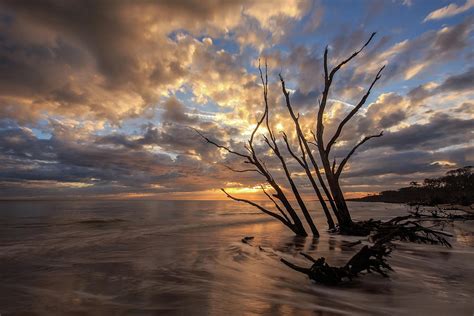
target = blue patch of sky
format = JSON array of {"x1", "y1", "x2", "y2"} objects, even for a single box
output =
[
  {"x1": 177, "y1": 82, "x2": 233, "y2": 114},
  {"x1": 31, "y1": 119, "x2": 53, "y2": 139},
  {"x1": 3, "y1": 117, "x2": 54, "y2": 139},
  {"x1": 103, "y1": 0, "x2": 472, "y2": 136},
  {"x1": 0, "y1": 118, "x2": 20, "y2": 130},
  {"x1": 208, "y1": 36, "x2": 241, "y2": 54},
  {"x1": 285, "y1": 0, "x2": 469, "y2": 54}
]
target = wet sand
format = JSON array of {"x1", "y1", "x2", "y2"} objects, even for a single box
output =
[{"x1": 0, "y1": 200, "x2": 473, "y2": 315}]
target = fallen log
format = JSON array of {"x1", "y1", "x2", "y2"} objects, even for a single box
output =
[
  {"x1": 281, "y1": 243, "x2": 392, "y2": 285},
  {"x1": 281, "y1": 213, "x2": 453, "y2": 285}
]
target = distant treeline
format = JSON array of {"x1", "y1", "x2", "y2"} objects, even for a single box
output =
[{"x1": 352, "y1": 166, "x2": 473, "y2": 206}]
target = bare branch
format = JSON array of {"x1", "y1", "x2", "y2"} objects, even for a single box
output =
[
  {"x1": 249, "y1": 60, "x2": 268, "y2": 147},
  {"x1": 300, "y1": 252, "x2": 318, "y2": 263},
  {"x1": 193, "y1": 128, "x2": 249, "y2": 159},
  {"x1": 310, "y1": 130, "x2": 318, "y2": 147},
  {"x1": 221, "y1": 189, "x2": 293, "y2": 228},
  {"x1": 280, "y1": 258, "x2": 310, "y2": 274},
  {"x1": 282, "y1": 132, "x2": 306, "y2": 168},
  {"x1": 335, "y1": 131, "x2": 384, "y2": 178},
  {"x1": 279, "y1": 73, "x2": 336, "y2": 230},
  {"x1": 244, "y1": 143, "x2": 252, "y2": 154},
  {"x1": 323, "y1": 46, "x2": 329, "y2": 81},
  {"x1": 326, "y1": 65, "x2": 385, "y2": 154},
  {"x1": 245, "y1": 61, "x2": 308, "y2": 236},
  {"x1": 223, "y1": 164, "x2": 263, "y2": 176},
  {"x1": 328, "y1": 32, "x2": 376, "y2": 80},
  {"x1": 296, "y1": 130, "x2": 307, "y2": 162},
  {"x1": 267, "y1": 130, "x2": 319, "y2": 236},
  {"x1": 261, "y1": 185, "x2": 291, "y2": 223},
  {"x1": 318, "y1": 33, "x2": 378, "y2": 154}
]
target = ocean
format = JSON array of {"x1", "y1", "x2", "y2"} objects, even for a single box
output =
[{"x1": 0, "y1": 200, "x2": 473, "y2": 315}]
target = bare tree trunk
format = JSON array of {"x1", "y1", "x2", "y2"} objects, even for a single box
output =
[
  {"x1": 279, "y1": 77, "x2": 336, "y2": 230},
  {"x1": 196, "y1": 61, "x2": 310, "y2": 237},
  {"x1": 197, "y1": 34, "x2": 386, "y2": 235},
  {"x1": 314, "y1": 33, "x2": 385, "y2": 229},
  {"x1": 261, "y1": 67, "x2": 319, "y2": 237},
  {"x1": 319, "y1": 149, "x2": 352, "y2": 226}
]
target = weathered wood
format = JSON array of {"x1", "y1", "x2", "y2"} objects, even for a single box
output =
[
  {"x1": 280, "y1": 213, "x2": 453, "y2": 285},
  {"x1": 314, "y1": 32, "x2": 385, "y2": 229},
  {"x1": 281, "y1": 243, "x2": 392, "y2": 285}
]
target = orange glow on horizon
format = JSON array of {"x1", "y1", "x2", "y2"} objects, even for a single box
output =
[{"x1": 114, "y1": 189, "x2": 376, "y2": 201}]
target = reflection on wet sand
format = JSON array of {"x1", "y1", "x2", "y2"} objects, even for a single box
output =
[{"x1": 0, "y1": 200, "x2": 473, "y2": 315}]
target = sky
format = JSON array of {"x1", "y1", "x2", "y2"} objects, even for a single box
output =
[{"x1": 0, "y1": 0, "x2": 473, "y2": 200}]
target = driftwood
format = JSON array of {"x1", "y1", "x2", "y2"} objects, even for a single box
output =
[
  {"x1": 409, "y1": 206, "x2": 474, "y2": 221},
  {"x1": 197, "y1": 33, "x2": 388, "y2": 236},
  {"x1": 241, "y1": 236, "x2": 254, "y2": 244},
  {"x1": 370, "y1": 220, "x2": 452, "y2": 247},
  {"x1": 281, "y1": 244, "x2": 392, "y2": 285},
  {"x1": 338, "y1": 216, "x2": 452, "y2": 247},
  {"x1": 280, "y1": 214, "x2": 452, "y2": 285},
  {"x1": 195, "y1": 61, "x2": 317, "y2": 237}
]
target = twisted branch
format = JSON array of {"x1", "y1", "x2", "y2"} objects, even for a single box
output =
[{"x1": 335, "y1": 131, "x2": 384, "y2": 178}]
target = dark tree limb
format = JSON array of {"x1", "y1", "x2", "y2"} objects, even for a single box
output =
[
  {"x1": 326, "y1": 66, "x2": 385, "y2": 154},
  {"x1": 317, "y1": 32, "x2": 377, "y2": 153},
  {"x1": 300, "y1": 252, "x2": 318, "y2": 263},
  {"x1": 221, "y1": 188, "x2": 296, "y2": 232},
  {"x1": 280, "y1": 210, "x2": 455, "y2": 285},
  {"x1": 281, "y1": 243, "x2": 392, "y2": 285},
  {"x1": 314, "y1": 32, "x2": 382, "y2": 228},
  {"x1": 280, "y1": 258, "x2": 311, "y2": 274},
  {"x1": 243, "y1": 60, "x2": 308, "y2": 236},
  {"x1": 279, "y1": 74, "x2": 337, "y2": 229},
  {"x1": 409, "y1": 207, "x2": 474, "y2": 221},
  {"x1": 325, "y1": 32, "x2": 376, "y2": 82},
  {"x1": 223, "y1": 164, "x2": 263, "y2": 176},
  {"x1": 254, "y1": 69, "x2": 319, "y2": 236},
  {"x1": 261, "y1": 185, "x2": 291, "y2": 224},
  {"x1": 195, "y1": 60, "x2": 309, "y2": 237},
  {"x1": 282, "y1": 132, "x2": 336, "y2": 230},
  {"x1": 193, "y1": 128, "x2": 249, "y2": 159},
  {"x1": 335, "y1": 131, "x2": 384, "y2": 178},
  {"x1": 310, "y1": 130, "x2": 318, "y2": 147},
  {"x1": 371, "y1": 220, "x2": 452, "y2": 247},
  {"x1": 264, "y1": 128, "x2": 320, "y2": 237},
  {"x1": 282, "y1": 132, "x2": 305, "y2": 168}
]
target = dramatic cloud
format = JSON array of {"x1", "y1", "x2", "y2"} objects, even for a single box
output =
[
  {"x1": 371, "y1": 113, "x2": 474, "y2": 151},
  {"x1": 424, "y1": 0, "x2": 474, "y2": 22},
  {"x1": 0, "y1": 0, "x2": 472, "y2": 199}
]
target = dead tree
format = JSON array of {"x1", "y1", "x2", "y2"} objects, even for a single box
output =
[
  {"x1": 276, "y1": 33, "x2": 385, "y2": 231},
  {"x1": 280, "y1": 80, "x2": 336, "y2": 230},
  {"x1": 280, "y1": 211, "x2": 452, "y2": 285},
  {"x1": 281, "y1": 244, "x2": 393, "y2": 285},
  {"x1": 196, "y1": 62, "x2": 319, "y2": 237},
  {"x1": 314, "y1": 32, "x2": 385, "y2": 229},
  {"x1": 197, "y1": 34, "x2": 387, "y2": 235}
]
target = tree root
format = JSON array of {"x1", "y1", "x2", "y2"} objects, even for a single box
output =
[
  {"x1": 241, "y1": 236, "x2": 254, "y2": 244},
  {"x1": 281, "y1": 244, "x2": 392, "y2": 285},
  {"x1": 338, "y1": 219, "x2": 381, "y2": 236},
  {"x1": 338, "y1": 215, "x2": 452, "y2": 247},
  {"x1": 280, "y1": 213, "x2": 453, "y2": 285},
  {"x1": 371, "y1": 220, "x2": 452, "y2": 247},
  {"x1": 409, "y1": 206, "x2": 474, "y2": 221}
]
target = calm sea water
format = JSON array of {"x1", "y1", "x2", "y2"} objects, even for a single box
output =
[{"x1": 0, "y1": 200, "x2": 473, "y2": 315}]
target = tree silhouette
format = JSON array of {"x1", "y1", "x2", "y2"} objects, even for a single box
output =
[
  {"x1": 360, "y1": 166, "x2": 473, "y2": 206},
  {"x1": 197, "y1": 33, "x2": 385, "y2": 236}
]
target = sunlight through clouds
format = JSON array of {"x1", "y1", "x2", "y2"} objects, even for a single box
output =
[{"x1": 0, "y1": 0, "x2": 472, "y2": 199}]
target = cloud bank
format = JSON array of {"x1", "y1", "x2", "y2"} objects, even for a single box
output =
[{"x1": 0, "y1": 0, "x2": 472, "y2": 199}]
